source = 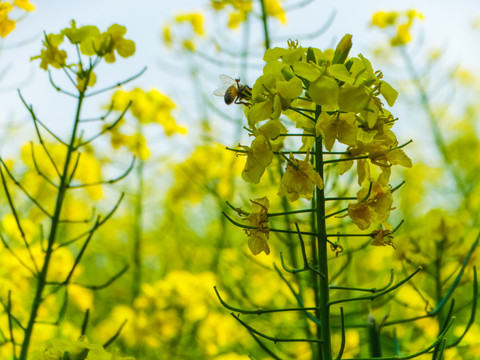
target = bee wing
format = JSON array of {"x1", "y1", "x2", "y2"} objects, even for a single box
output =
[
  {"x1": 213, "y1": 87, "x2": 226, "y2": 97},
  {"x1": 219, "y1": 74, "x2": 236, "y2": 86},
  {"x1": 214, "y1": 74, "x2": 236, "y2": 97}
]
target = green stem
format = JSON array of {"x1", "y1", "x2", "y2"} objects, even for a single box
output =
[
  {"x1": 315, "y1": 135, "x2": 332, "y2": 359},
  {"x1": 19, "y1": 92, "x2": 85, "y2": 360},
  {"x1": 259, "y1": 0, "x2": 270, "y2": 50}
]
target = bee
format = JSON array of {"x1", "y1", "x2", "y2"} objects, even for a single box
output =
[{"x1": 214, "y1": 74, "x2": 252, "y2": 105}]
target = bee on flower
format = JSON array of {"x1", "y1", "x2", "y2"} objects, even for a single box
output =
[{"x1": 214, "y1": 74, "x2": 252, "y2": 105}]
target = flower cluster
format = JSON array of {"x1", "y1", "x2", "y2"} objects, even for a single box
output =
[
  {"x1": 31, "y1": 20, "x2": 135, "y2": 90},
  {"x1": 230, "y1": 36, "x2": 411, "y2": 253},
  {"x1": 370, "y1": 9, "x2": 424, "y2": 46},
  {"x1": 106, "y1": 88, "x2": 186, "y2": 159},
  {"x1": 211, "y1": 0, "x2": 286, "y2": 29},
  {"x1": 0, "y1": 0, "x2": 35, "y2": 37},
  {"x1": 163, "y1": 12, "x2": 205, "y2": 51}
]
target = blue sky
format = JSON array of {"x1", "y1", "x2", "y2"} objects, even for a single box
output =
[{"x1": 0, "y1": 0, "x2": 479, "y2": 158}]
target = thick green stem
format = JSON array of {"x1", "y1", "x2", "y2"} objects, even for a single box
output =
[
  {"x1": 314, "y1": 136, "x2": 332, "y2": 359},
  {"x1": 19, "y1": 92, "x2": 85, "y2": 360}
]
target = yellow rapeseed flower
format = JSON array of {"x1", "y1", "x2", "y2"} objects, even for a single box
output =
[
  {"x1": 243, "y1": 197, "x2": 270, "y2": 255},
  {"x1": 163, "y1": 25, "x2": 173, "y2": 47},
  {"x1": 14, "y1": 0, "x2": 35, "y2": 11},
  {"x1": 278, "y1": 150, "x2": 324, "y2": 202},
  {"x1": 31, "y1": 33, "x2": 67, "y2": 70},
  {"x1": 175, "y1": 12, "x2": 205, "y2": 36},
  {"x1": 371, "y1": 11, "x2": 398, "y2": 28},
  {"x1": 264, "y1": 0, "x2": 287, "y2": 24},
  {"x1": 0, "y1": 2, "x2": 15, "y2": 37}
]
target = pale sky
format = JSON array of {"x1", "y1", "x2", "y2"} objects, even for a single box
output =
[{"x1": 1, "y1": 0, "x2": 479, "y2": 159}]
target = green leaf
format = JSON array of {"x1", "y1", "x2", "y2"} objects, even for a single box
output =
[
  {"x1": 338, "y1": 85, "x2": 370, "y2": 112},
  {"x1": 379, "y1": 80, "x2": 398, "y2": 107},
  {"x1": 309, "y1": 75, "x2": 338, "y2": 106}
]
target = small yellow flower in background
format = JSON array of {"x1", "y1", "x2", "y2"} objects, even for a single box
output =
[
  {"x1": 406, "y1": 9, "x2": 424, "y2": 21},
  {"x1": 111, "y1": 88, "x2": 186, "y2": 136},
  {"x1": 228, "y1": 11, "x2": 247, "y2": 29},
  {"x1": 175, "y1": 12, "x2": 205, "y2": 36},
  {"x1": 243, "y1": 197, "x2": 270, "y2": 255},
  {"x1": 108, "y1": 126, "x2": 151, "y2": 160},
  {"x1": 0, "y1": 2, "x2": 15, "y2": 37},
  {"x1": 391, "y1": 22, "x2": 412, "y2": 46},
  {"x1": 1, "y1": 213, "x2": 36, "y2": 244},
  {"x1": 31, "y1": 33, "x2": 67, "y2": 70},
  {"x1": 163, "y1": 25, "x2": 173, "y2": 47},
  {"x1": 182, "y1": 38, "x2": 195, "y2": 51},
  {"x1": 278, "y1": 150, "x2": 324, "y2": 202},
  {"x1": 210, "y1": 0, "x2": 226, "y2": 10},
  {"x1": 94, "y1": 24, "x2": 136, "y2": 63},
  {"x1": 14, "y1": 0, "x2": 35, "y2": 11},
  {"x1": 211, "y1": 0, "x2": 253, "y2": 29},
  {"x1": 264, "y1": 0, "x2": 287, "y2": 24},
  {"x1": 68, "y1": 284, "x2": 94, "y2": 311},
  {"x1": 371, "y1": 11, "x2": 398, "y2": 28},
  {"x1": 61, "y1": 20, "x2": 100, "y2": 54},
  {"x1": 371, "y1": 9, "x2": 424, "y2": 46}
]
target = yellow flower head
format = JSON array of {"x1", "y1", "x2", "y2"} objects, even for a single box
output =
[
  {"x1": 371, "y1": 9, "x2": 424, "y2": 46},
  {"x1": 243, "y1": 197, "x2": 270, "y2": 255},
  {"x1": 93, "y1": 24, "x2": 136, "y2": 63},
  {"x1": 371, "y1": 11, "x2": 398, "y2": 28},
  {"x1": 348, "y1": 182, "x2": 393, "y2": 230},
  {"x1": 0, "y1": 2, "x2": 15, "y2": 37},
  {"x1": 163, "y1": 25, "x2": 173, "y2": 47},
  {"x1": 240, "y1": 120, "x2": 286, "y2": 184},
  {"x1": 175, "y1": 12, "x2": 205, "y2": 36},
  {"x1": 264, "y1": 0, "x2": 287, "y2": 24},
  {"x1": 61, "y1": 20, "x2": 100, "y2": 49},
  {"x1": 31, "y1": 33, "x2": 67, "y2": 70},
  {"x1": 278, "y1": 150, "x2": 324, "y2": 202},
  {"x1": 14, "y1": 0, "x2": 35, "y2": 11}
]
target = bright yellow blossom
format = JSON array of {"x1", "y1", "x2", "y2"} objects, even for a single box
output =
[
  {"x1": 0, "y1": 2, "x2": 15, "y2": 37},
  {"x1": 31, "y1": 33, "x2": 67, "y2": 70},
  {"x1": 163, "y1": 25, "x2": 173, "y2": 47},
  {"x1": 371, "y1": 11, "x2": 398, "y2": 28},
  {"x1": 371, "y1": 9, "x2": 424, "y2": 46},
  {"x1": 348, "y1": 182, "x2": 393, "y2": 230},
  {"x1": 264, "y1": 0, "x2": 287, "y2": 24},
  {"x1": 240, "y1": 120, "x2": 286, "y2": 183},
  {"x1": 175, "y1": 12, "x2": 205, "y2": 36},
  {"x1": 93, "y1": 24, "x2": 135, "y2": 62},
  {"x1": 14, "y1": 0, "x2": 35, "y2": 11},
  {"x1": 278, "y1": 150, "x2": 323, "y2": 202},
  {"x1": 243, "y1": 197, "x2": 270, "y2": 255}
]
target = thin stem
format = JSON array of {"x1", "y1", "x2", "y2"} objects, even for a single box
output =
[
  {"x1": 258, "y1": 0, "x2": 270, "y2": 50},
  {"x1": 232, "y1": 313, "x2": 323, "y2": 344}
]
